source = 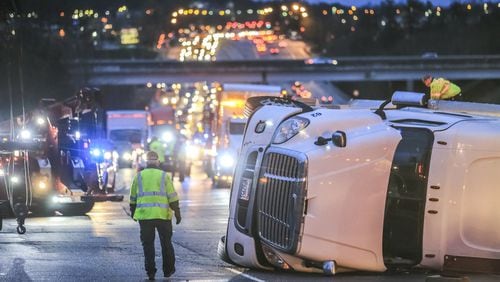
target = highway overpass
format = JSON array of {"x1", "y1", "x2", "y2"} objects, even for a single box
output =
[{"x1": 69, "y1": 55, "x2": 500, "y2": 89}]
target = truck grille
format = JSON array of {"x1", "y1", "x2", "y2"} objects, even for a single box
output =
[{"x1": 256, "y1": 148, "x2": 307, "y2": 254}]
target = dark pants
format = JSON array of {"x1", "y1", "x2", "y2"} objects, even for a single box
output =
[{"x1": 139, "y1": 219, "x2": 175, "y2": 276}]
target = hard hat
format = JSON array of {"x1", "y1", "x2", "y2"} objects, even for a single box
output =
[{"x1": 146, "y1": 151, "x2": 159, "y2": 161}]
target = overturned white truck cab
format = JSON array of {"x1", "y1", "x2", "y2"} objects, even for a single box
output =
[{"x1": 218, "y1": 92, "x2": 500, "y2": 275}]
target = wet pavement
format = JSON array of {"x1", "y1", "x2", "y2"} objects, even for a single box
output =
[{"x1": 0, "y1": 165, "x2": 498, "y2": 281}]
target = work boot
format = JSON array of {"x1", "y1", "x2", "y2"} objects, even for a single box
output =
[
  {"x1": 147, "y1": 273, "x2": 155, "y2": 280},
  {"x1": 164, "y1": 268, "x2": 175, "y2": 278}
]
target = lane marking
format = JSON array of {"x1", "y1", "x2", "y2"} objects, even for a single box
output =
[{"x1": 225, "y1": 267, "x2": 265, "y2": 282}]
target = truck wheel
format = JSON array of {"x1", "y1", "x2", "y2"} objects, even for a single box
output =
[
  {"x1": 16, "y1": 225, "x2": 26, "y2": 234},
  {"x1": 244, "y1": 96, "x2": 313, "y2": 117},
  {"x1": 217, "y1": 236, "x2": 234, "y2": 264}
]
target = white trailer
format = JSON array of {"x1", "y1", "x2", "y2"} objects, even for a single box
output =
[{"x1": 218, "y1": 92, "x2": 500, "y2": 275}]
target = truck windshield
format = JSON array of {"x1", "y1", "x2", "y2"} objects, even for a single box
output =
[
  {"x1": 229, "y1": 123, "x2": 245, "y2": 135},
  {"x1": 109, "y1": 129, "x2": 142, "y2": 143}
]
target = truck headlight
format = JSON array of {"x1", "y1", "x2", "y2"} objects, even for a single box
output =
[
  {"x1": 37, "y1": 179, "x2": 48, "y2": 190},
  {"x1": 186, "y1": 144, "x2": 200, "y2": 160},
  {"x1": 52, "y1": 196, "x2": 72, "y2": 203},
  {"x1": 272, "y1": 117, "x2": 309, "y2": 144},
  {"x1": 10, "y1": 176, "x2": 20, "y2": 184},
  {"x1": 162, "y1": 131, "x2": 174, "y2": 143},
  {"x1": 219, "y1": 153, "x2": 235, "y2": 168},
  {"x1": 20, "y1": 129, "x2": 32, "y2": 140}
]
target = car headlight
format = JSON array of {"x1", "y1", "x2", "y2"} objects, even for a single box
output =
[
  {"x1": 122, "y1": 152, "x2": 132, "y2": 161},
  {"x1": 272, "y1": 117, "x2": 309, "y2": 144},
  {"x1": 219, "y1": 153, "x2": 235, "y2": 168},
  {"x1": 104, "y1": 151, "x2": 112, "y2": 160}
]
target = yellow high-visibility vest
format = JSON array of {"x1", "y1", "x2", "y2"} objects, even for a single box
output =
[{"x1": 130, "y1": 168, "x2": 178, "y2": 220}]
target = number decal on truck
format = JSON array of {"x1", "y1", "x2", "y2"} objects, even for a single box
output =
[{"x1": 311, "y1": 112, "x2": 322, "y2": 117}]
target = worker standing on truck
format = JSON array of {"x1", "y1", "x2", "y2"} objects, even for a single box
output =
[
  {"x1": 422, "y1": 74, "x2": 462, "y2": 100},
  {"x1": 148, "y1": 136, "x2": 166, "y2": 170},
  {"x1": 129, "y1": 151, "x2": 181, "y2": 280}
]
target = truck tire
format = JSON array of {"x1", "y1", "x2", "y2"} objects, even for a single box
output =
[
  {"x1": 244, "y1": 96, "x2": 313, "y2": 117},
  {"x1": 58, "y1": 201, "x2": 95, "y2": 216},
  {"x1": 217, "y1": 236, "x2": 235, "y2": 264},
  {"x1": 16, "y1": 225, "x2": 26, "y2": 234}
]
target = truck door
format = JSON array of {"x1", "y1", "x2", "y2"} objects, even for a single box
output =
[{"x1": 383, "y1": 127, "x2": 433, "y2": 267}]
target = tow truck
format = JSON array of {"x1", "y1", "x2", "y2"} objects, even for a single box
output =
[
  {"x1": 0, "y1": 88, "x2": 123, "y2": 234},
  {"x1": 218, "y1": 91, "x2": 500, "y2": 275}
]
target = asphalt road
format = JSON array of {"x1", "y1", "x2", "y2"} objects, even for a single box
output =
[
  {"x1": 216, "y1": 39, "x2": 310, "y2": 61},
  {"x1": 0, "y1": 165, "x2": 498, "y2": 281}
]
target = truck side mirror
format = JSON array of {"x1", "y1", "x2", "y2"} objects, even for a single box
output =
[{"x1": 331, "y1": 131, "x2": 346, "y2": 147}]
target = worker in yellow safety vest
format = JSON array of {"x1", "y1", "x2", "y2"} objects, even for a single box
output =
[
  {"x1": 148, "y1": 136, "x2": 166, "y2": 163},
  {"x1": 422, "y1": 74, "x2": 462, "y2": 100},
  {"x1": 130, "y1": 151, "x2": 181, "y2": 280}
]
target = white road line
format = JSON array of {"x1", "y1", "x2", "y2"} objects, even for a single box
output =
[{"x1": 225, "y1": 267, "x2": 266, "y2": 282}]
